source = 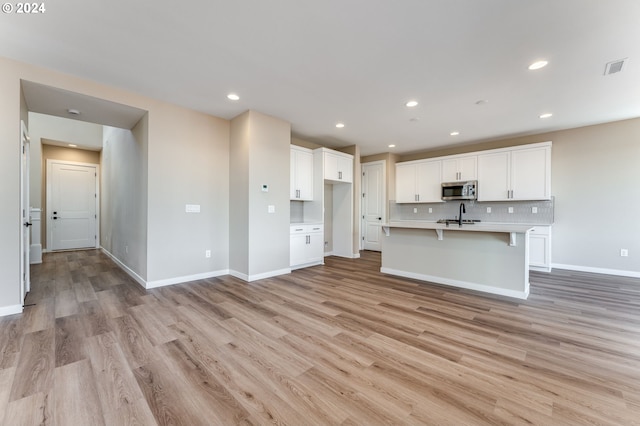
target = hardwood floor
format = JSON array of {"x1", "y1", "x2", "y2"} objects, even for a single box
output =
[{"x1": 1, "y1": 249, "x2": 640, "y2": 425}]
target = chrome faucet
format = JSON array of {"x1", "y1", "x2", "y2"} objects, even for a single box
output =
[{"x1": 459, "y1": 202, "x2": 466, "y2": 226}]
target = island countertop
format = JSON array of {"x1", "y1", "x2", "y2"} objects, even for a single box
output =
[{"x1": 383, "y1": 220, "x2": 535, "y2": 234}]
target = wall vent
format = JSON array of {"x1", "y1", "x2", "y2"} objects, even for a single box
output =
[{"x1": 604, "y1": 58, "x2": 627, "y2": 75}]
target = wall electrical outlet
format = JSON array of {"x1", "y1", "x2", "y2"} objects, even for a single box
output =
[
  {"x1": 413, "y1": 208, "x2": 418, "y2": 213},
  {"x1": 428, "y1": 208, "x2": 433, "y2": 213},
  {"x1": 508, "y1": 207, "x2": 514, "y2": 214},
  {"x1": 532, "y1": 207, "x2": 538, "y2": 214},
  {"x1": 205, "y1": 249, "x2": 211, "y2": 258},
  {"x1": 620, "y1": 249, "x2": 629, "y2": 257},
  {"x1": 268, "y1": 205, "x2": 275, "y2": 213},
  {"x1": 486, "y1": 207, "x2": 491, "y2": 213}
]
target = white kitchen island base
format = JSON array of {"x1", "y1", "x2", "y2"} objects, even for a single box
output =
[{"x1": 381, "y1": 223, "x2": 533, "y2": 299}]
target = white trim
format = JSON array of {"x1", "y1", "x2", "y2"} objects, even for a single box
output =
[
  {"x1": 552, "y1": 263, "x2": 640, "y2": 279},
  {"x1": 291, "y1": 261, "x2": 324, "y2": 271},
  {"x1": 229, "y1": 268, "x2": 291, "y2": 282},
  {"x1": 101, "y1": 248, "x2": 147, "y2": 288},
  {"x1": 146, "y1": 269, "x2": 230, "y2": 289},
  {"x1": 102, "y1": 247, "x2": 232, "y2": 289},
  {"x1": 380, "y1": 267, "x2": 530, "y2": 300},
  {"x1": 0, "y1": 304, "x2": 23, "y2": 317},
  {"x1": 353, "y1": 252, "x2": 361, "y2": 258},
  {"x1": 229, "y1": 270, "x2": 249, "y2": 281}
]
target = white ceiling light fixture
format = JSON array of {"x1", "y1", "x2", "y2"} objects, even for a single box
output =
[
  {"x1": 67, "y1": 108, "x2": 81, "y2": 115},
  {"x1": 227, "y1": 93, "x2": 240, "y2": 101},
  {"x1": 528, "y1": 60, "x2": 548, "y2": 70},
  {"x1": 450, "y1": 131, "x2": 460, "y2": 136},
  {"x1": 539, "y1": 113, "x2": 553, "y2": 119},
  {"x1": 405, "y1": 100, "x2": 418, "y2": 107},
  {"x1": 335, "y1": 122, "x2": 345, "y2": 128},
  {"x1": 388, "y1": 144, "x2": 396, "y2": 148}
]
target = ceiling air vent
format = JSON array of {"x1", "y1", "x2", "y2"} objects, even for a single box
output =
[{"x1": 604, "y1": 58, "x2": 627, "y2": 75}]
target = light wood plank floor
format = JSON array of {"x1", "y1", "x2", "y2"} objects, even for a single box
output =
[{"x1": 1, "y1": 250, "x2": 640, "y2": 425}]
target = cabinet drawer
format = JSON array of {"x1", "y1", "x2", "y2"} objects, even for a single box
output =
[{"x1": 290, "y1": 224, "x2": 324, "y2": 234}]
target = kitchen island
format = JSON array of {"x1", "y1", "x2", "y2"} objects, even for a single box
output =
[{"x1": 381, "y1": 221, "x2": 535, "y2": 299}]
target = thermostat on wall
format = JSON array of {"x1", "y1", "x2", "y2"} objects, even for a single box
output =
[{"x1": 261, "y1": 184, "x2": 269, "y2": 192}]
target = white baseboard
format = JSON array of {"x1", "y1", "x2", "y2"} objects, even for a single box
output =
[
  {"x1": 0, "y1": 304, "x2": 23, "y2": 317},
  {"x1": 101, "y1": 248, "x2": 147, "y2": 288},
  {"x1": 230, "y1": 268, "x2": 291, "y2": 282},
  {"x1": 380, "y1": 267, "x2": 529, "y2": 300},
  {"x1": 146, "y1": 269, "x2": 230, "y2": 289},
  {"x1": 552, "y1": 263, "x2": 640, "y2": 279},
  {"x1": 101, "y1": 247, "x2": 229, "y2": 289}
]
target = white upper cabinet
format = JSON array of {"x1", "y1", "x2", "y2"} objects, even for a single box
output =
[
  {"x1": 395, "y1": 160, "x2": 442, "y2": 203},
  {"x1": 323, "y1": 150, "x2": 353, "y2": 183},
  {"x1": 290, "y1": 145, "x2": 314, "y2": 200},
  {"x1": 478, "y1": 142, "x2": 551, "y2": 201},
  {"x1": 441, "y1": 155, "x2": 477, "y2": 182}
]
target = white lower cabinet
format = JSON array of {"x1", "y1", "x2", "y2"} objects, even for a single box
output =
[
  {"x1": 290, "y1": 224, "x2": 324, "y2": 269},
  {"x1": 529, "y1": 226, "x2": 551, "y2": 272}
]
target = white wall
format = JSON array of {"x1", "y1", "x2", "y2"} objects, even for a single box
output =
[
  {"x1": 102, "y1": 120, "x2": 148, "y2": 280},
  {"x1": 229, "y1": 110, "x2": 291, "y2": 280}
]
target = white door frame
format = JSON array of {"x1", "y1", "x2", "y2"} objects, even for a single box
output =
[
  {"x1": 360, "y1": 160, "x2": 386, "y2": 251},
  {"x1": 46, "y1": 159, "x2": 100, "y2": 251},
  {"x1": 20, "y1": 120, "x2": 31, "y2": 305}
]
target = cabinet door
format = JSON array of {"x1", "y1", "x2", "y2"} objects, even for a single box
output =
[
  {"x1": 337, "y1": 156, "x2": 353, "y2": 183},
  {"x1": 416, "y1": 161, "x2": 442, "y2": 202},
  {"x1": 477, "y1": 151, "x2": 510, "y2": 201},
  {"x1": 511, "y1": 146, "x2": 550, "y2": 200},
  {"x1": 395, "y1": 163, "x2": 417, "y2": 203},
  {"x1": 529, "y1": 234, "x2": 549, "y2": 267},
  {"x1": 296, "y1": 149, "x2": 314, "y2": 200},
  {"x1": 441, "y1": 159, "x2": 459, "y2": 182},
  {"x1": 290, "y1": 233, "x2": 308, "y2": 266},
  {"x1": 323, "y1": 152, "x2": 340, "y2": 181},
  {"x1": 307, "y1": 233, "x2": 324, "y2": 263},
  {"x1": 458, "y1": 156, "x2": 477, "y2": 181},
  {"x1": 290, "y1": 150, "x2": 298, "y2": 199}
]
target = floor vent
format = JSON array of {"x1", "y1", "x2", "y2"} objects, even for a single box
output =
[{"x1": 604, "y1": 58, "x2": 627, "y2": 75}]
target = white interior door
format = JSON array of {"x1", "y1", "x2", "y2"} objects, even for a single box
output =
[
  {"x1": 20, "y1": 121, "x2": 31, "y2": 303},
  {"x1": 361, "y1": 161, "x2": 385, "y2": 251},
  {"x1": 47, "y1": 160, "x2": 99, "y2": 251}
]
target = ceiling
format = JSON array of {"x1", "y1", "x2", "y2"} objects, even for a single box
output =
[{"x1": 3, "y1": 0, "x2": 639, "y2": 156}]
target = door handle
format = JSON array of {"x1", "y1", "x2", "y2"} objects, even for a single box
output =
[
  {"x1": 378, "y1": 217, "x2": 382, "y2": 220},
  {"x1": 24, "y1": 222, "x2": 32, "y2": 227}
]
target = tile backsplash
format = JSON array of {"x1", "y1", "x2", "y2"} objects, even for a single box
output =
[{"x1": 390, "y1": 197, "x2": 554, "y2": 224}]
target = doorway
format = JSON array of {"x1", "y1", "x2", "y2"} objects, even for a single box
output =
[
  {"x1": 361, "y1": 160, "x2": 386, "y2": 251},
  {"x1": 46, "y1": 159, "x2": 99, "y2": 251}
]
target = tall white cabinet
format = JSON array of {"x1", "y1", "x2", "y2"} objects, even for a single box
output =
[{"x1": 290, "y1": 146, "x2": 355, "y2": 269}]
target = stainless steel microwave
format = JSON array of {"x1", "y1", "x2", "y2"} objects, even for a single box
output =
[{"x1": 441, "y1": 180, "x2": 477, "y2": 201}]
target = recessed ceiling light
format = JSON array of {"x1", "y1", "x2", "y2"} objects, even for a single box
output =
[
  {"x1": 409, "y1": 117, "x2": 420, "y2": 122},
  {"x1": 68, "y1": 144, "x2": 77, "y2": 148},
  {"x1": 335, "y1": 123, "x2": 345, "y2": 128},
  {"x1": 539, "y1": 113, "x2": 553, "y2": 119},
  {"x1": 388, "y1": 144, "x2": 396, "y2": 148},
  {"x1": 227, "y1": 93, "x2": 240, "y2": 101},
  {"x1": 67, "y1": 109, "x2": 80, "y2": 115},
  {"x1": 405, "y1": 100, "x2": 418, "y2": 107},
  {"x1": 528, "y1": 60, "x2": 548, "y2": 70},
  {"x1": 475, "y1": 100, "x2": 488, "y2": 105},
  {"x1": 450, "y1": 131, "x2": 460, "y2": 136}
]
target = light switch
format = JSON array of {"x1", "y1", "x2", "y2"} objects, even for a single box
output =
[
  {"x1": 268, "y1": 205, "x2": 275, "y2": 213},
  {"x1": 185, "y1": 204, "x2": 200, "y2": 213},
  {"x1": 261, "y1": 184, "x2": 269, "y2": 192}
]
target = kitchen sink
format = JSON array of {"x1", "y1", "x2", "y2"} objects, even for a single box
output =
[{"x1": 436, "y1": 219, "x2": 481, "y2": 225}]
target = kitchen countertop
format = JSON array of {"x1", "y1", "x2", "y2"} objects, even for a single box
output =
[{"x1": 384, "y1": 220, "x2": 535, "y2": 234}]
